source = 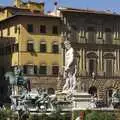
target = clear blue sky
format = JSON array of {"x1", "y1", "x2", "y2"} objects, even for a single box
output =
[{"x1": 0, "y1": 0, "x2": 120, "y2": 13}]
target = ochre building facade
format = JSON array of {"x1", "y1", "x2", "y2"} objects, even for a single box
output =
[{"x1": 0, "y1": 1, "x2": 62, "y2": 95}]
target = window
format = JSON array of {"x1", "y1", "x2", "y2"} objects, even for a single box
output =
[
  {"x1": 79, "y1": 27, "x2": 86, "y2": 43},
  {"x1": 23, "y1": 65, "x2": 34, "y2": 75},
  {"x1": 104, "y1": 53, "x2": 114, "y2": 77},
  {"x1": 52, "y1": 26, "x2": 58, "y2": 34},
  {"x1": 52, "y1": 65, "x2": 59, "y2": 75},
  {"x1": 23, "y1": 65, "x2": 37, "y2": 75},
  {"x1": 105, "y1": 28, "x2": 112, "y2": 44},
  {"x1": 113, "y1": 24, "x2": 120, "y2": 40},
  {"x1": 40, "y1": 41, "x2": 46, "y2": 52},
  {"x1": 97, "y1": 25, "x2": 103, "y2": 39},
  {"x1": 87, "y1": 52, "x2": 98, "y2": 76},
  {"x1": 40, "y1": 25, "x2": 46, "y2": 33},
  {"x1": 27, "y1": 24, "x2": 33, "y2": 33},
  {"x1": 52, "y1": 42, "x2": 59, "y2": 53},
  {"x1": 87, "y1": 27, "x2": 96, "y2": 43},
  {"x1": 80, "y1": 28, "x2": 86, "y2": 38},
  {"x1": 105, "y1": 59, "x2": 112, "y2": 77},
  {"x1": 97, "y1": 31, "x2": 103, "y2": 39},
  {"x1": 39, "y1": 65, "x2": 47, "y2": 75},
  {"x1": 88, "y1": 59, "x2": 96, "y2": 76},
  {"x1": 27, "y1": 40, "x2": 34, "y2": 52}
]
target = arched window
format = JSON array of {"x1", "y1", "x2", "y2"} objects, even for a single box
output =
[
  {"x1": 87, "y1": 52, "x2": 98, "y2": 76},
  {"x1": 104, "y1": 53, "x2": 115, "y2": 77},
  {"x1": 48, "y1": 88, "x2": 55, "y2": 95}
]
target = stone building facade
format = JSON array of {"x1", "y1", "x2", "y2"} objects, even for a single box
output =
[{"x1": 59, "y1": 8, "x2": 120, "y2": 105}]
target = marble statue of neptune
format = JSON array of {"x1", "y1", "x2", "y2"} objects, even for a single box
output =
[{"x1": 63, "y1": 40, "x2": 77, "y2": 93}]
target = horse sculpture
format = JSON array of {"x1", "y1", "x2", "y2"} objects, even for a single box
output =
[
  {"x1": 4, "y1": 67, "x2": 57, "y2": 113},
  {"x1": 5, "y1": 67, "x2": 30, "y2": 96}
]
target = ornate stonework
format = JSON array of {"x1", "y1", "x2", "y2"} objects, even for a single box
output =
[{"x1": 60, "y1": 8, "x2": 120, "y2": 105}]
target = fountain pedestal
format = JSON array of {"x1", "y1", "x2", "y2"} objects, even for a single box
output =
[
  {"x1": 72, "y1": 92, "x2": 91, "y2": 110},
  {"x1": 56, "y1": 91, "x2": 92, "y2": 110}
]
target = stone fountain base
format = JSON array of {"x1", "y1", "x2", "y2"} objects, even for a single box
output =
[
  {"x1": 72, "y1": 92, "x2": 91, "y2": 110},
  {"x1": 56, "y1": 91, "x2": 92, "y2": 110}
]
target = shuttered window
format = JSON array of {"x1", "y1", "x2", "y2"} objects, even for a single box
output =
[
  {"x1": 39, "y1": 65, "x2": 47, "y2": 75},
  {"x1": 52, "y1": 65, "x2": 59, "y2": 75},
  {"x1": 27, "y1": 24, "x2": 33, "y2": 33}
]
